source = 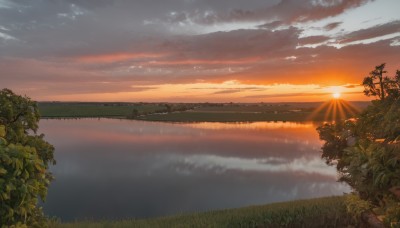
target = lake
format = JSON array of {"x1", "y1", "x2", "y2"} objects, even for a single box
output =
[{"x1": 39, "y1": 119, "x2": 349, "y2": 222}]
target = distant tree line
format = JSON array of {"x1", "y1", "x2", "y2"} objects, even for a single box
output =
[{"x1": 128, "y1": 103, "x2": 195, "y2": 119}]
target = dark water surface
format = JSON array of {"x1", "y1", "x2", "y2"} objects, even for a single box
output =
[{"x1": 39, "y1": 119, "x2": 349, "y2": 221}]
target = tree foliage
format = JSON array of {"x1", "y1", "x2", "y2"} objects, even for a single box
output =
[
  {"x1": 363, "y1": 63, "x2": 400, "y2": 101},
  {"x1": 318, "y1": 64, "x2": 400, "y2": 226},
  {"x1": 0, "y1": 89, "x2": 55, "y2": 227}
]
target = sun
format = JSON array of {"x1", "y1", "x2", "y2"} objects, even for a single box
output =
[{"x1": 332, "y1": 92, "x2": 341, "y2": 99}]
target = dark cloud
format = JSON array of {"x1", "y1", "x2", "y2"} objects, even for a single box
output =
[
  {"x1": 257, "y1": 20, "x2": 283, "y2": 30},
  {"x1": 162, "y1": 0, "x2": 372, "y2": 26},
  {"x1": 0, "y1": 0, "x2": 380, "y2": 60},
  {"x1": 338, "y1": 20, "x2": 400, "y2": 44},
  {"x1": 298, "y1": 35, "x2": 330, "y2": 45},
  {"x1": 158, "y1": 27, "x2": 300, "y2": 63},
  {"x1": 324, "y1": 21, "x2": 342, "y2": 30},
  {"x1": 267, "y1": 0, "x2": 372, "y2": 24}
]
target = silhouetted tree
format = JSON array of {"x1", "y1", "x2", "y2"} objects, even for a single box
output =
[{"x1": 362, "y1": 63, "x2": 400, "y2": 101}]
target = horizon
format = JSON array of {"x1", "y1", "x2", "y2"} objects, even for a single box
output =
[
  {"x1": 1, "y1": 0, "x2": 400, "y2": 102},
  {"x1": 36, "y1": 99, "x2": 371, "y2": 103}
]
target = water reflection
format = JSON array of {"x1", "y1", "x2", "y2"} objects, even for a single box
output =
[{"x1": 39, "y1": 119, "x2": 349, "y2": 221}]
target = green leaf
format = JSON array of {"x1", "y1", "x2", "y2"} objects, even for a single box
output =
[
  {"x1": 0, "y1": 168, "x2": 7, "y2": 175},
  {"x1": 0, "y1": 125, "x2": 5, "y2": 138}
]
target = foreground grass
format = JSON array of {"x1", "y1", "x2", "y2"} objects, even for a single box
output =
[{"x1": 51, "y1": 196, "x2": 355, "y2": 228}]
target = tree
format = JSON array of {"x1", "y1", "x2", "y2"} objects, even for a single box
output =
[
  {"x1": 164, "y1": 104, "x2": 172, "y2": 113},
  {"x1": 363, "y1": 63, "x2": 400, "y2": 101},
  {"x1": 0, "y1": 89, "x2": 55, "y2": 227},
  {"x1": 363, "y1": 63, "x2": 388, "y2": 100},
  {"x1": 318, "y1": 64, "x2": 400, "y2": 227},
  {"x1": 129, "y1": 108, "x2": 139, "y2": 118}
]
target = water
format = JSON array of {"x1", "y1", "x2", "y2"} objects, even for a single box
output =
[{"x1": 39, "y1": 119, "x2": 349, "y2": 222}]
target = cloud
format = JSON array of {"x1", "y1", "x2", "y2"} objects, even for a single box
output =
[
  {"x1": 0, "y1": 57, "x2": 157, "y2": 96},
  {"x1": 0, "y1": 0, "x2": 399, "y2": 101},
  {"x1": 244, "y1": 92, "x2": 330, "y2": 99},
  {"x1": 160, "y1": 0, "x2": 372, "y2": 26},
  {"x1": 182, "y1": 154, "x2": 337, "y2": 176},
  {"x1": 338, "y1": 20, "x2": 400, "y2": 44},
  {"x1": 151, "y1": 27, "x2": 300, "y2": 65},
  {"x1": 324, "y1": 21, "x2": 342, "y2": 30},
  {"x1": 76, "y1": 52, "x2": 166, "y2": 63},
  {"x1": 212, "y1": 89, "x2": 243, "y2": 95},
  {"x1": 0, "y1": 31, "x2": 16, "y2": 40},
  {"x1": 298, "y1": 35, "x2": 330, "y2": 45},
  {"x1": 0, "y1": 0, "x2": 17, "y2": 9},
  {"x1": 257, "y1": 20, "x2": 283, "y2": 30},
  {"x1": 343, "y1": 84, "x2": 360, "y2": 88}
]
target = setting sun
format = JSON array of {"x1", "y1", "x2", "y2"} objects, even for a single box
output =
[{"x1": 333, "y1": 93, "x2": 341, "y2": 99}]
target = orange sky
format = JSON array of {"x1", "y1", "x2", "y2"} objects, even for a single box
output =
[{"x1": 1, "y1": 0, "x2": 399, "y2": 102}]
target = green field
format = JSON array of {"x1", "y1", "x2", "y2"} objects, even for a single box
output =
[
  {"x1": 38, "y1": 101, "x2": 369, "y2": 122},
  {"x1": 38, "y1": 102, "x2": 164, "y2": 118},
  {"x1": 50, "y1": 196, "x2": 355, "y2": 228},
  {"x1": 136, "y1": 111, "x2": 322, "y2": 122},
  {"x1": 137, "y1": 101, "x2": 367, "y2": 122}
]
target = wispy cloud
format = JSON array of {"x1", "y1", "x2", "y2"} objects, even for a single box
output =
[{"x1": 0, "y1": 0, "x2": 17, "y2": 9}]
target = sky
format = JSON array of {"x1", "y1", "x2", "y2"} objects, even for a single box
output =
[{"x1": 1, "y1": 0, "x2": 399, "y2": 102}]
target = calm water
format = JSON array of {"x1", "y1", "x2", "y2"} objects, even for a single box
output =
[{"x1": 39, "y1": 119, "x2": 349, "y2": 221}]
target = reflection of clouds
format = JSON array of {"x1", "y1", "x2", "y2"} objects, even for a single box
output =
[
  {"x1": 41, "y1": 119, "x2": 322, "y2": 161},
  {"x1": 181, "y1": 155, "x2": 337, "y2": 177},
  {"x1": 39, "y1": 119, "x2": 351, "y2": 221},
  {"x1": 308, "y1": 182, "x2": 349, "y2": 196}
]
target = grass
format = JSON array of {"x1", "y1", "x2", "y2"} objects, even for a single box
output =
[
  {"x1": 38, "y1": 101, "x2": 369, "y2": 122},
  {"x1": 37, "y1": 102, "x2": 328, "y2": 122},
  {"x1": 138, "y1": 101, "x2": 367, "y2": 122},
  {"x1": 51, "y1": 196, "x2": 355, "y2": 228}
]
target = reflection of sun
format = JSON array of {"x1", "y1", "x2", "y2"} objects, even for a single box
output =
[
  {"x1": 332, "y1": 92, "x2": 341, "y2": 99},
  {"x1": 308, "y1": 98, "x2": 359, "y2": 122}
]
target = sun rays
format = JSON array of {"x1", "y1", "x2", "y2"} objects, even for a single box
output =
[{"x1": 308, "y1": 98, "x2": 360, "y2": 122}]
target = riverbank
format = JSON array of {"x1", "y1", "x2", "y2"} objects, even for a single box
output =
[{"x1": 50, "y1": 196, "x2": 355, "y2": 228}]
